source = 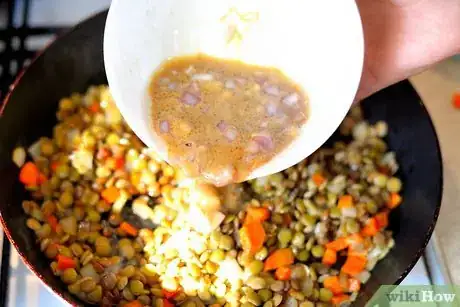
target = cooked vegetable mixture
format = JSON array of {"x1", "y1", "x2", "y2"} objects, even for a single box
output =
[
  {"x1": 149, "y1": 54, "x2": 309, "y2": 187},
  {"x1": 17, "y1": 85, "x2": 402, "y2": 307}
]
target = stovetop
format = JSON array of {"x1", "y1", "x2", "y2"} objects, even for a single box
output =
[{"x1": 0, "y1": 0, "x2": 451, "y2": 306}]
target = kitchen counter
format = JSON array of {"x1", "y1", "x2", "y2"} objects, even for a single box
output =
[{"x1": 410, "y1": 57, "x2": 460, "y2": 284}]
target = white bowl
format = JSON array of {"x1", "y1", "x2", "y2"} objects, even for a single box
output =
[{"x1": 104, "y1": 0, "x2": 364, "y2": 181}]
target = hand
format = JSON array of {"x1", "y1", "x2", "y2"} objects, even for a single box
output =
[{"x1": 355, "y1": 0, "x2": 460, "y2": 101}]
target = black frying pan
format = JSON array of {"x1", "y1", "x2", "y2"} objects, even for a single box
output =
[{"x1": 0, "y1": 11, "x2": 442, "y2": 307}]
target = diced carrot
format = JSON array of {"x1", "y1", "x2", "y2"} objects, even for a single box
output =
[
  {"x1": 50, "y1": 161, "x2": 59, "y2": 172},
  {"x1": 282, "y1": 213, "x2": 292, "y2": 226},
  {"x1": 322, "y1": 248, "x2": 337, "y2": 266},
  {"x1": 56, "y1": 254, "x2": 76, "y2": 270},
  {"x1": 38, "y1": 173, "x2": 47, "y2": 184},
  {"x1": 375, "y1": 210, "x2": 389, "y2": 229},
  {"x1": 120, "y1": 222, "x2": 139, "y2": 236},
  {"x1": 124, "y1": 300, "x2": 143, "y2": 307},
  {"x1": 96, "y1": 147, "x2": 111, "y2": 160},
  {"x1": 163, "y1": 299, "x2": 174, "y2": 307},
  {"x1": 323, "y1": 276, "x2": 343, "y2": 295},
  {"x1": 115, "y1": 157, "x2": 125, "y2": 170},
  {"x1": 347, "y1": 248, "x2": 368, "y2": 259},
  {"x1": 331, "y1": 294, "x2": 350, "y2": 305},
  {"x1": 452, "y1": 91, "x2": 460, "y2": 109},
  {"x1": 387, "y1": 193, "x2": 402, "y2": 209},
  {"x1": 338, "y1": 195, "x2": 353, "y2": 208},
  {"x1": 326, "y1": 237, "x2": 348, "y2": 251},
  {"x1": 47, "y1": 215, "x2": 59, "y2": 232},
  {"x1": 162, "y1": 289, "x2": 178, "y2": 299},
  {"x1": 89, "y1": 101, "x2": 101, "y2": 113},
  {"x1": 244, "y1": 206, "x2": 270, "y2": 225},
  {"x1": 274, "y1": 266, "x2": 292, "y2": 281},
  {"x1": 101, "y1": 186, "x2": 120, "y2": 203},
  {"x1": 341, "y1": 256, "x2": 367, "y2": 276},
  {"x1": 361, "y1": 217, "x2": 379, "y2": 236},
  {"x1": 239, "y1": 222, "x2": 266, "y2": 254},
  {"x1": 348, "y1": 278, "x2": 361, "y2": 292},
  {"x1": 19, "y1": 162, "x2": 44, "y2": 186},
  {"x1": 264, "y1": 248, "x2": 295, "y2": 271},
  {"x1": 312, "y1": 173, "x2": 326, "y2": 186}
]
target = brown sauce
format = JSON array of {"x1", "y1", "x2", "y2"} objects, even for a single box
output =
[{"x1": 149, "y1": 54, "x2": 308, "y2": 186}]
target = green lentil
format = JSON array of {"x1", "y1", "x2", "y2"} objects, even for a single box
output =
[
  {"x1": 319, "y1": 288, "x2": 333, "y2": 302},
  {"x1": 387, "y1": 177, "x2": 402, "y2": 193},
  {"x1": 311, "y1": 245, "x2": 325, "y2": 258},
  {"x1": 258, "y1": 289, "x2": 273, "y2": 302},
  {"x1": 277, "y1": 228, "x2": 293, "y2": 247},
  {"x1": 291, "y1": 232, "x2": 305, "y2": 247},
  {"x1": 129, "y1": 279, "x2": 145, "y2": 295},
  {"x1": 248, "y1": 260, "x2": 264, "y2": 275},
  {"x1": 210, "y1": 249, "x2": 226, "y2": 262},
  {"x1": 296, "y1": 249, "x2": 310, "y2": 262},
  {"x1": 255, "y1": 247, "x2": 268, "y2": 261},
  {"x1": 61, "y1": 268, "x2": 78, "y2": 284},
  {"x1": 346, "y1": 219, "x2": 360, "y2": 234}
]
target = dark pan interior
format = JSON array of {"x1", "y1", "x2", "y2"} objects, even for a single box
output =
[{"x1": 0, "y1": 10, "x2": 442, "y2": 307}]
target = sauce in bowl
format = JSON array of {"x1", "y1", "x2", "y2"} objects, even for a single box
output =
[{"x1": 149, "y1": 54, "x2": 309, "y2": 186}]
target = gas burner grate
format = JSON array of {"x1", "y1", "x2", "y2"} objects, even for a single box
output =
[{"x1": 0, "y1": 0, "x2": 67, "y2": 104}]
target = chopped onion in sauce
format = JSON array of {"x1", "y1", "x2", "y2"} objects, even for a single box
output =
[
  {"x1": 252, "y1": 133, "x2": 274, "y2": 151},
  {"x1": 159, "y1": 120, "x2": 170, "y2": 133},
  {"x1": 181, "y1": 92, "x2": 200, "y2": 106},
  {"x1": 282, "y1": 92, "x2": 299, "y2": 106},
  {"x1": 192, "y1": 73, "x2": 214, "y2": 81},
  {"x1": 263, "y1": 84, "x2": 280, "y2": 96}
]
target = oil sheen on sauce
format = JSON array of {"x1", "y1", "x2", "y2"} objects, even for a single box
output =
[{"x1": 149, "y1": 54, "x2": 308, "y2": 186}]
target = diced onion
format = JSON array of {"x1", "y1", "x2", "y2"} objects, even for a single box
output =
[{"x1": 12, "y1": 146, "x2": 26, "y2": 167}]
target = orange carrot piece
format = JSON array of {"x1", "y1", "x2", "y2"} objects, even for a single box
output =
[
  {"x1": 101, "y1": 186, "x2": 120, "y2": 203},
  {"x1": 361, "y1": 217, "x2": 379, "y2": 236},
  {"x1": 50, "y1": 161, "x2": 59, "y2": 172},
  {"x1": 56, "y1": 254, "x2": 76, "y2": 270},
  {"x1": 453, "y1": 91, "x2": 460, "y2": 109},
  {"x1": 274, "y1": 266, "x2": 292, "y2": 281},
  {"x1": 163, "y1": 299, "x2": 174, "y2": 307},
  {"x1": 19, "y1": 162, "x2": 43, "y2": 186},
  {"x1": 349, "y1": 278, "x2": 361, "y2": 292},
  {"x1": 322, "y1": 248, "x2": 337, "y2": 266},
  {"x1": 312, "y1": 173, "x2": 326, "y2": 186},
  {"x1": 323, "y1": 276, "x2": 343, "y2": 295},
  {"x1": 115, "y1": 157, "x2": 125, "y2": 170},
  {"x1": 338, "y1": 195, "x2": 353, "y2": 208},
  {"x1": 124, "y1": 300, "x2": 143, "y2": 307},
  {"x1": 120, "y1": 222, "x2": 138, "y2": 236},
  {"x1": 375, "y1": 210, "x2": 389, "y2": 229},
  {"x1": 326, "y1": 237, "x2": 348, "y2": 251},
  {"x1": 162, "y1": 289, "x2": 178, "y2": 299},
  {"x1": 341, "y1": 256, "x2": 367, "y2": 276},
  {"x1": 264, "y1": 248, "x2": 295, "y2": 271},
  {"x1": 244, "y1": 206, "x2": 270, "y2": 225},
  {"x1": 240, "y1": 222, "x2": 266, "y2": 254},
  {"x1": 387, "y1": 193, "x2": 402, "y2": 209},
  {"x1": 47, "y1": 215, "x2": 59, "y2": 232},
  {"x1": 89, "y1": 101, "x2": 101, "y2": 113},
  {"x1": 331, "y1": 294, "x2": 350, "y2": 305}
]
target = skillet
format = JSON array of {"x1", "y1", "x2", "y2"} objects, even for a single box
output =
[{"x1": 0, "y1": 11, "x2": 442, "y2": 306}]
